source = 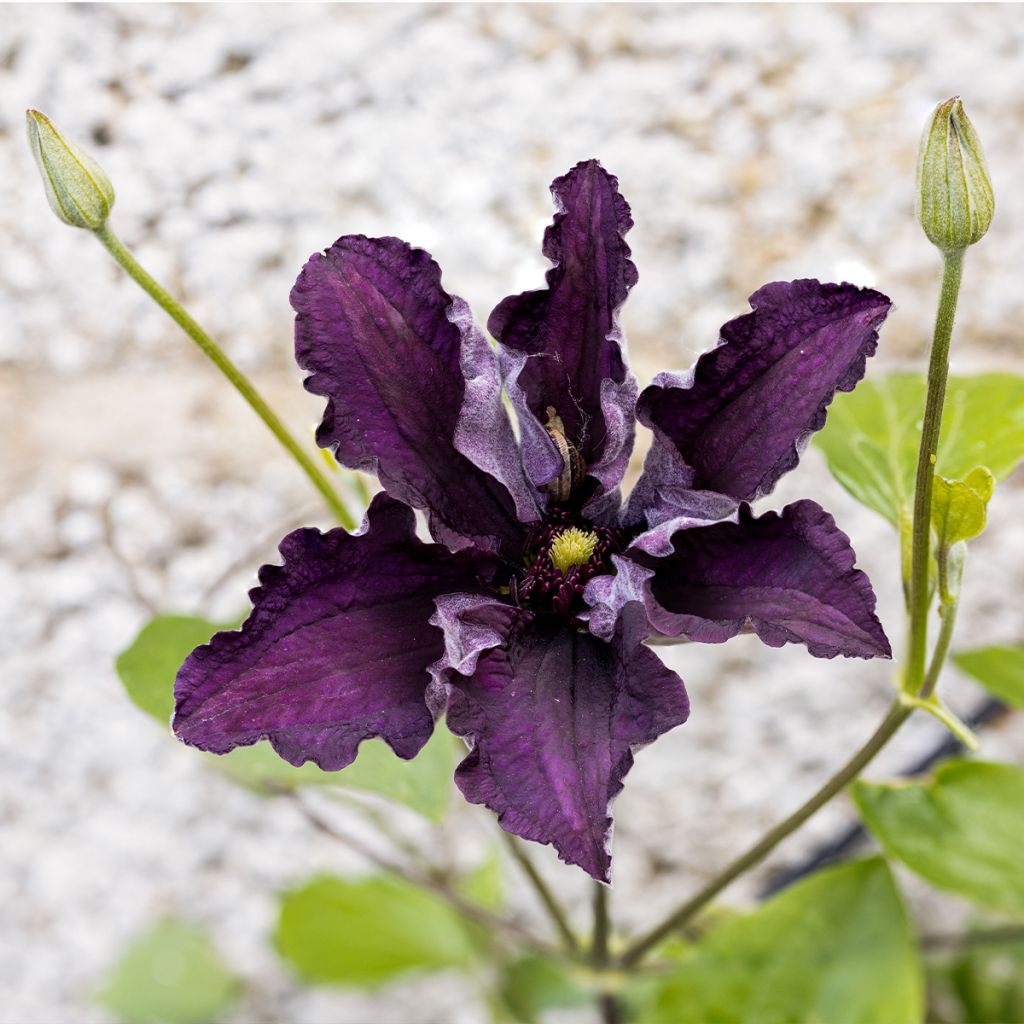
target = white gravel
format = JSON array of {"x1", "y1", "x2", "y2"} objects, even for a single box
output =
[{"x1": 3, "y1": 5, "x2": 1024, "y2": 1023}]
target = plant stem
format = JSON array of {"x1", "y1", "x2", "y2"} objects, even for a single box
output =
[
  {"x1": 500, "y1": 831, "x2": 580, "y2": 955},
  {"x1": 592, "y1": 881, "x2": 611, "y2": 968},
  {"x1": 591, "y1": 882, "x2": 624, "y2": 1024},
  {"x1": 920, "y1": 598, "x2": 959, "y2": 701},
  {"x1": 922, "y1": 923, "x2": 1024, "y2": 951},
  {"x1": 618, "y1": 699, "x2": 910, "y2": 967},
  {"x1": 598, "y1": 993, "x2": 624, "y2": 1024},
  {"x1": 905, "y1": 250, "x2": 965, "y2": 690},
  {"x1": 93, "y1": 223, "x2": 356, "y2": 529}
]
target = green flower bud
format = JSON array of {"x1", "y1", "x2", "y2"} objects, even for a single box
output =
[
  {"x1": 916, "y1": 97, "x2": 994, "y2": 253},
  {"x1": 26, "y1": 109, "x2": 115, "y2": 230}
]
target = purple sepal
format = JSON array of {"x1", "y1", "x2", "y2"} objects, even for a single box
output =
[
  {"x1": 489, "y1": 160, "x2": 639, "y2": 499},
  {"x1": 638, "y1": 500, "x2": 891, "y2": 660},
  {"x1": 623, "y1": 438, "x2": 740, "y2": 557},
  {"x1": 582, "y1": 556, "x2": 654, "y2": 643},
  {"x1": 451, "y1": 296, "x2": 540, "y2": 528},
  {"x1": 637, "y1": 280, "x2": 892, "y2": 502},
  {"x1": 498, "y1": 346, "x2": 562, "y2": 499},
  {"x1": 292, "y1": 235, "x2": 530, "y2": 554},
  {"x1": 440, "y1": 604, "x2": 689, "y2": 881},
  {"x1": 172, "y1": 494, "x2": 487, "y2": 770}
]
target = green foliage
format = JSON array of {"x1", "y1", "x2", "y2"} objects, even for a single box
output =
[
  {"x1": 853, "y1": 761, "x2": 1024, "y2": 914},
  {"x1": 641, "y1": 858, "x2": 922, "y2": 1024},
  {"x1": 953, "y1": 646, "x2": 1024, "y2": 709},
  {"x1": 815, "y1": 374, "x2": 1024, "y2": 525},
  {"x1": 931, "y1": 468, "x2": 994, "y2": 548},
  {"x1": 215, "y1": 726, "x2": 455, "y2": 820},
  {"x1": 115, "y1": 615, "x2": 238, "y2": 722},
  {"x1": 927, "y1": 931, "x2": 1024, "y2": 1023},
  {"x1": 458, "y1": 848, "x2": 504, "y2": 911},
  {"x1": 115, "y1": 613, "x2": 454, "y2": 819},
  {"x1": 497, "y1": 956, "x2": 591, "y2": 1022},
  {"x1": 275, "y1": 875, "x2": 478, "y2": 987},
  {"x1": 96, "y1": 918, "x2": 242, "y2": 1024}
]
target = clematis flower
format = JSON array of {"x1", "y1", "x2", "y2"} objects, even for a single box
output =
[{"x1": 172, "y1": 161, "x2": 892, "y2": 881}]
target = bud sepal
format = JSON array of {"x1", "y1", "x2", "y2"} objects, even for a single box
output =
[
  {"x1": 916, "y1": 97, "x2": 994, "y2": 253},
  {"x1": 26, "y1": 109, "x2": 115, "y2": 230}
]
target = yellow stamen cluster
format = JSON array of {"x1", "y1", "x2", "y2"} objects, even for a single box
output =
[{"x1": 549, "y1": 528, "x2": 599, "y2": 574}]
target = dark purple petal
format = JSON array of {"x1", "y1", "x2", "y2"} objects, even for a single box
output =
[
  {"x1": 440, "y1": 604, "x2": 689, "y2": 881},
  {"x1": 173, "y1": 494, "x2": 489, "y2": 770},
  {"x1": 583, "y1": 557, "x2": 653, "y2": 643},
  {"x1": 429, "y1": 592, "x2": 518, "y2": 685},
  {"x1": 489, "y1": 161, "x2": 639, "y2": 499},
  {"x1": 637, "y1": 280, "x2": 892, "y2": 502},
  {"x1": 292, "y1": 235, "x2": 535, "y2": 554},
  {"x1": 623, "y1": 437, "x2": 740, "y2": 554},
  {"x1": 637, "y1": 500, "x2": 891, "y2": 659}
]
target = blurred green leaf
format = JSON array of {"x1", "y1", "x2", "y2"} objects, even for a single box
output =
[
  {"x1": 815, "y1": 374, "x2": 1024, "y2": 525},
  {"x1": 953, "y1": 646, "x2": 1024, "y2": 709},
  {"x1": 458, "y1": 848, "x2": 504, "y2": 911},
  {"x1": 115, "y1": 615, "x2": 238, "y2": 722},
  {"x1": 497, "y1": 956, "x2": 591, "y2": 1023},
  {"x1": 275, "y1": 875, "x2": 477, "y2": 987},
  {"x1": 928, "y1": 930, "x2": 1024, "y2": 1024},
  {"x1": 853, "y1": 761, "x2": 1024, "y2": 914},
  {"x1": 641, "y1": 858, "x2": 922, "y2": 1024},
  {"x1": 97, "y1": 918, "x2": 242, "y2": 1024},
  {"x1": 932, "y1": 468, "x2": 994, "y2": 548},
  {"x1": 216, "y1": 724, "x2": 455, "y2": 820},
  {"x1": 115, "y1": 613, "x2": 455, "y2": 819}
]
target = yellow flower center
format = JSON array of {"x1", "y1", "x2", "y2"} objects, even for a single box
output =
[{"x1": 549, "y1": 528, "x2": 599, "y2": 574}]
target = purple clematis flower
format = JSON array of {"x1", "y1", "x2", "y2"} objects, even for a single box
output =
[{"x1": 172, "y1": 161, "x2": 892, "y2": 881}]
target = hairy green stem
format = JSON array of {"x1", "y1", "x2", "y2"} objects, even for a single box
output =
[
  {"x1": 500, "y1": 832, "x2": 580, "y2": 955},
  {"x1": 93, "y1": 224, "x2": 356, "y2": 529},
  {"x1": 905, "y1": 250, "x2": 965, "y2": 690},
  {"x1": 920, "y1": 599, "x2": 959, "y2": 701},
  {"x1": 618, "y1": 699, "x2": 910, "y2": 967}
]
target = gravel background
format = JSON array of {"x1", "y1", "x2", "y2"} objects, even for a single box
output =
[{"x1": 3, "y1": 4, "x2": 1024, "y2": 1022}]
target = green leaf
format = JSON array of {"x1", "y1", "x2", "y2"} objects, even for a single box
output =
[
  {"x1": 815, "y1": 374, "x2": 1024, "y2": 525},
  {"x1": 928, "y1": 930, "x2": 1024, "y2": 1024},
  {"x1": 953, "y1": 646, "x2": 1024, "y2": 710},
  {"x1": 458, "y1": 848, "x2": 504, "y2": 911},
  {"x1": 932, "y1": 467, "x2": 994, "y2": 548},
  {"x1": 115, "y1": 615, "x2": 238, "y2": 722},
  {"x1": 322, "y1": 724, "x2": 454, "y2": 821},
  {"x1": 497, "y1": 956, "x2": 591, "y2": 1023},
  {"x1": 642, "y1": 858, "x2": 922, "y2": 1024},
  {"x1": 215, "y1": 724, "x2": 455, "y2": 820},
  {"x1": 96, "y1": 918, "x2": 242, "y2": 1024},
  {"x1": 115, "y1": 613, "x2": 454, "y2": 819},
  {"x1": 853, "y1": 761, "x2": 1024, "y2": 914},
  {"x1": 275, "y1": 875, "x2": 477, "y2": 987}
]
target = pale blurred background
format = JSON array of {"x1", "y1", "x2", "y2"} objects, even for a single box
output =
[{"x1": 2, "y1": 4, "x2": 1024, "y2": 1022}]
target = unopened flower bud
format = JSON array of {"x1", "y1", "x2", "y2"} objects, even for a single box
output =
[
  {"x1": 26, "y1": 109, "x2": 115, "y2": 230},
  {"x1": 916, "y1": 97, "x2": 994, "y2": 253}
]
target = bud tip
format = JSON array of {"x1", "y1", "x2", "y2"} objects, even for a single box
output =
[
  {"x1": 26, "y1": 108, "x2": 115, "y2": 231},
  {"x1": 915, "y1": 95, "x2": 994, "y2": 253}
]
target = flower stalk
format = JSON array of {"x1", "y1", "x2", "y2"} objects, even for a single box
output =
[
  {"x1": 93, "y1": 224, "x2": 356, "y2": 529},
  {"x1": 904, "y1": 249, "x2": 964, "y2": 694},
  {"x1": 617, "y1": 698, "x2": 910, "y2": 967},
  {"x1": 499, "y1": 831, "x2": 580, "y2": 956}
]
